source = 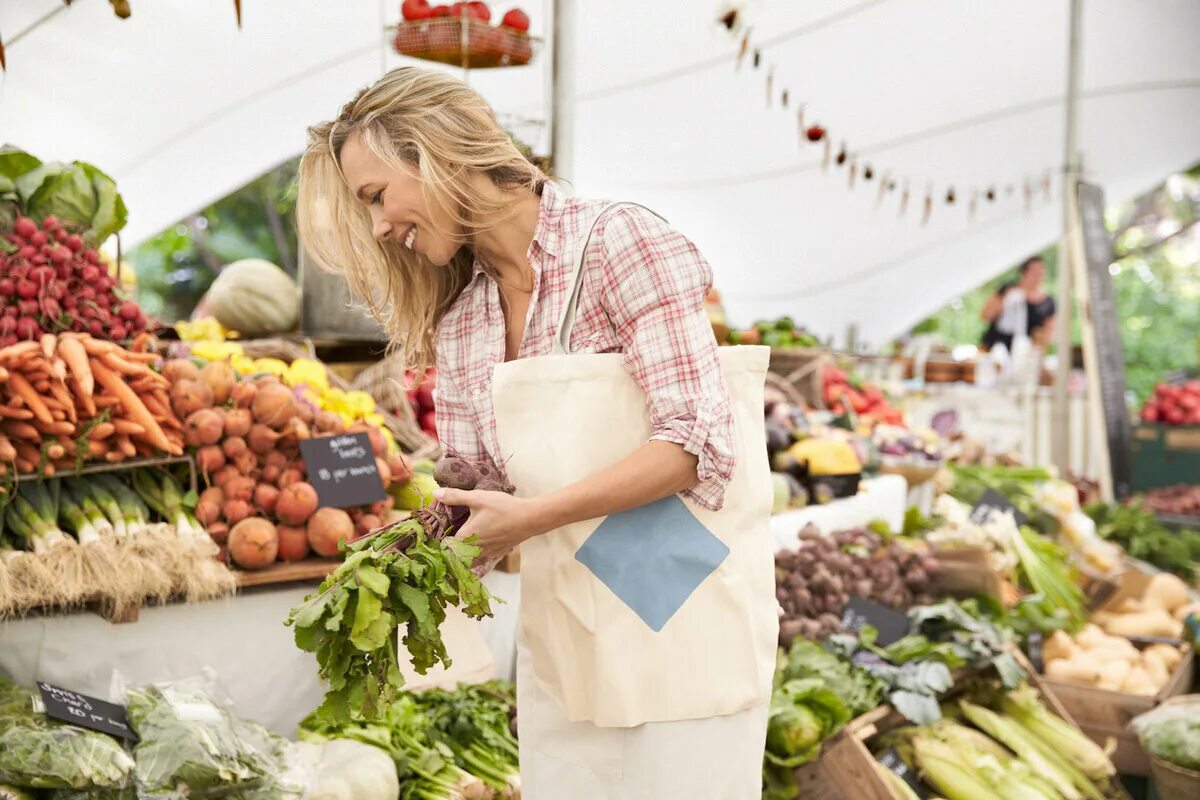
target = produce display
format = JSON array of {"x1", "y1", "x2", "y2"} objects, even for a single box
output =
[
  {"x1": 822, "y1": 365, "x2": 904, "y2": 425},
  {"x1": 774, "y1": 527, "x2": 936, "y2": 645},
  {"x1": 1088, "y1": 502, "x2": 1200, "y2": 579},
  {"x1": 1090, "y1": 571, "x2": 1195, "y2": 641},
  {"x1": 0, "y1": 147, "x2": 150, "y2": 344},
  {"x1": 159, "y1": 354, "x2": 413, "y2": 569},
  {"x1": 395, "y1": 1, "x2": 534, "y2": 67},
  {"x1": 1132, "y1": 697, "x2": 1200, "y2": 774},
  {"x1": 300, "y1": 681, "x2": 519, "y2": 799},
  {"x1": 1139, "y1": 380, "x2": 1200, "y2": 426},
  {"x1": 1138, "y1": 483, "x2": 1200, "y2": 519},
  {"x1": 286, "y1": 455, "x2": 500, "y2": 722},
  {"x1": 1043, "y1": 625, "x2": 1188, "y2": 696},
  {"x1": 724, "y1": 316, "x2": 820, "y2": 348}
]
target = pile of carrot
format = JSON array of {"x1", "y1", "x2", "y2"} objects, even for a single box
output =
[{"x1": 0, "y1": 333, "x2": 183, "y2": 478}]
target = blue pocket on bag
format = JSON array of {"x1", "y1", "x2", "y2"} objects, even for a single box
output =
[{"x1": 574, "y1": 495, "x2": 729, "y2": 632}]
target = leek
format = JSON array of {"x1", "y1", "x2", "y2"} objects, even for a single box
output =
[{"x1": 70, "y1": 479, "x2": 126, "y2": 538}]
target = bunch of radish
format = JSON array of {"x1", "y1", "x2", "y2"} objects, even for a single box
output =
[
  {"x1": 405, "y1": 367, "x2": 438, "y2": 438},
  {"x1": 163, "y1": 358, "x2": 413, "y2": 570},
  {"x1": 0, "y1": 215, "x2": 150, "y2": 346}
]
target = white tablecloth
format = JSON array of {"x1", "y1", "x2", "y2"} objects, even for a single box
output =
[
  {"x1": 0, "y1": 570, "x2": 523, "y2": 736},
  {"x1": 770, "y1": 474, "x2": 909, "y2": 551}
]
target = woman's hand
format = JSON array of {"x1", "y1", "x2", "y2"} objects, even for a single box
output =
[{"x1": 437, "y1": 488, "x2": 548, "y2": 569}]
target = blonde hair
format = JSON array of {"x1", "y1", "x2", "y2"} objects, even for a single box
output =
[{"x1": 297, "y1": 66, "x2": 544, "y2": 369}]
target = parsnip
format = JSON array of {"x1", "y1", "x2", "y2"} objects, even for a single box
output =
[
  {"x1": 1140, "y1": 650, "x2": 1170, "y2": 688},
  {"x1": 1044, "y1": 630, "x2": 1078, "y2": 663},
  {"x1": 1121, "y1": 665, "x2": 1158, "y2": 696},
  {"x1": 1143, "y1": 643, "x2": 1184, "y2": 671},
  {"x1": 1094, "y1": 659, "x2": 1132, "y2": 689},
  {"x1": 1095, "y1": 608, "x2": 1183, "y2": 639},
  {"x1": 1141, "y1": 572, "x2": 1189, "y2": 613},
  {"x1": 1047, "y1": 655, "x2": 1102, "y2": 684}
]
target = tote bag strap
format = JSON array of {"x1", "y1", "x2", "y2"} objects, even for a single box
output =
[{"x1": 552, "y1": 201, "x2": 666, "y2": 356}]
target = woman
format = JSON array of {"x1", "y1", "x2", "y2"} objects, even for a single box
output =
[{"x1": 297, "y1": 67, "x2": 776, "y2": 798}]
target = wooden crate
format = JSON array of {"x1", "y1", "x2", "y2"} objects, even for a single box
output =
[
  {"x1": 792, "y1": 651, "x2": 1131, "y2": 799},
  {"x1": 928, "y1": 546, "x2": 1005, "y2": 600}
]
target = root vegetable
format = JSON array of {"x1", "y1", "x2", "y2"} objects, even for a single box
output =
[
  {"x1": 277, "y1": 467, "x2": 304, "y2": 488},
  {"x1": 196, "y1": 446, "x2": 226, "y2": 476},
  {"x1": 212, "y1": 465, "x2": 240, "y2": 488},
  {"x1": 254, "y1": 483, "x2": 280, "y2": 515},
  {"x1": 225, "y1": 476, "x2": 257, "y2": 503},
  {"x1": 277, "y1": 525, "x2": 310, "y2": 561},
  {"x1": 206, "y1": 522, "x2": 230, "y2": 545},
  {"x1": 277, "y1": 482, "x2": 319, "y2": 525},
  {"x1": 388, "y1": 453, "x2": 412, "y2": 485},
  {"x1": 222, "y1": 499, "x2": 254, "y2": 526},
  {"x1": 375, "y1": 457, "x2": 392, "y2": 487},
  {"x1": 162, "y1": 359, "x2": 200, "y2": 384},
  {"x1": 247, "y1": 423, "x2": 280, "y2": 454},
  {"x1": 1094, "y1": 608, "x2": 1183, "y2": 639},
  {"x1": 352, "y1": 424, "x2": 388, "y2": 457},
  {"x1": 184, "y1": 409, "x2": 224, "y2": 447},
  {"x1": 307, "y1": 507, "x2": 354, "y2": 557},
  {"x1": 230, "y1": 381, "x2": 257, "y2": 408},
  {"x1": 314, "y1": 411, "x2": 343, "y2": 433},
  {"x1": 356, "y1": 513, "x2": 382, "y2": 537},
  {"x1": 199, "y1": 360, "x2": 237, "y2": 404},
  {"x1": 224, "y1": 408, "x2": 253, "y2": 438},
  {"x1": 1141, "y1": 572, "x2": 1189, "y2": 614},
  {"x1": 233, "y1": 449, "x2": 259, "y2": 477},
  {"x1": 262, "y1": 464, "x2": 282, "y2": 484},
  {"x1": 252, "y1": 383, "x2": 298, "y2": 430},
  {"x1": 264, "y1": 451, "x2": 288, "y2": 470},
  {"x1": 195, "y1": 497, "x2": 223, "y2": 526},
  {"x1": 228, "y1": 518, "x2": 278, "y2": 569},
  {"x1": 434, "y1": 456, "x2": 481, "y2": 491},
  {"x1": 222, "y1": 435, "x2": 248, "y2": 459},
  {"x1": 170, "y1": 379, "x2": 214, "y2": 418}
]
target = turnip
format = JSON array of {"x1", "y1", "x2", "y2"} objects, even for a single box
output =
[
  {"x1": 230, "y1": 381, "x2": 257, "y2": 409},
  {"x1": 252, "y1": 383, "x2": 298, "y2": 430},
  {"x1": 356, "y1": 514, "x2": 382, "y2": 537},
  {"x1": 200, "y1": 360, "x2": 237, "y2": 405},
  {"x1": 247, "y1": 424, "x2": 280, "y2": 455},
  {"x1": 197, "y1": 446, "x2": 226, "y2": 476},
  {"x1": 222, "y1": 500, "x2": 254, "y2": 526},
  {"x1": 170, "y1": 379, "x2": 214, "y2": 418},
  {"x1": 375, "y1": 457, "x2": 392, "y2": 487},
  {"x1": 233, "y1": 449, "x2": 259, "y2": 478},
  {"x1": 224, "y1": 408, "x2": 252, "y2": 438},
  {"x1": 313, "y1": 411, "x2": 344, "y2": 433},
  {"x1": 254, "y1": 483, "x2": 280, "y2": 515},
  {"x1": 261, "y1": 464, "x2": 283, "y2": 484},
  {"x1": 228, "y1": 518, "x2": 278, "y2": 569},
  {"x1": 222, "y1": 436, "x2": 248, "y2": 459},
  {"x1": 307, "y1": 508, "x2": 354, "y2": 557},
  {"x1": 277, "y1": 467, "x2": 304, "y2": 489},
  {"x1": 276, "y1": 525, "x2": 310, "y2": 561},
  {"x1": 277, "y1": 482, "x2": 319, "y2": 525},
  {"x1": 207, "y1": 522, "x2": 230, "y2": 546},
  {"x1": 184, "y1": 409, "x2": 224, "y2": 447},
  {"x1": 225, "y1": 476, "x2": 257, "y2": 503}
]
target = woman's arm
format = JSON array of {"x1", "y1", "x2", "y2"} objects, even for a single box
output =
[
  {"x1": 980, "y1": 289, "x2": 1005, "y2": 323},
  {"x1": 441, "y1": 440, "x2": 697, "y2": 564}
]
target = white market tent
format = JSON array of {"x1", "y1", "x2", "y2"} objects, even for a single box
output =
[{"x1": 1, "y1": 0, "x2": 1198, "y2": 344}]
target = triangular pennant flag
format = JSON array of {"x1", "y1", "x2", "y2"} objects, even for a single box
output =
[
  {"x1": 234, "y1": 0, "x2": 243, "y2": 28},
  {"x1": 736, "y1": 31, "x2": 751, "y2": 70},
  {"x1": 766, "y1": 66, "x2": 774, "y2": 107},
  {"x1": 899, "y1": 181, "x2": 910, "y2": 217},
  {"x1": 848, "y1": 158, "x2": 858, "y2": 188}
]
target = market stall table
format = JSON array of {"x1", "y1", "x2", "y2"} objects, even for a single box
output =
[{"x1": 0, "y1": 570, "x2": 522, "y2": 736}]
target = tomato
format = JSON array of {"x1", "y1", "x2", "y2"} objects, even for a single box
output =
[
  {"x1": 501, "y1": 7, "x2": 530, "y2": 31},
  {"x1": 401, "y1": 0, "x2": 434, "y2": 20}
]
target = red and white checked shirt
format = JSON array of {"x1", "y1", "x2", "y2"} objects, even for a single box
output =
[{"x1": 434, "y1": 181, "x2": 735, "y2": 510}]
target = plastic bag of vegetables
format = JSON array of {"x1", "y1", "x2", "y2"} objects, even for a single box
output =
[
  {"x1": 0, "y1": 677, "x2": 135, "y2": 791},
  {"x1": 1132, "y1": 696, "x2": 1200, "y2": 773},
  {"x1": 124, "y1": 677, "x2": 279, "y2": 798}
]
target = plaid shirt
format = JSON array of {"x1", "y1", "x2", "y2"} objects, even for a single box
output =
[{"x1": 434, "y1": 181, "x2": 735, "y2": 510}]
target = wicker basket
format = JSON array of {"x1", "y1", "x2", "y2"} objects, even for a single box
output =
[
  {"x1": 768, "y1": 347, "x2": 831, "y2": 409},
  {"x1": 1141, "y1": 695, "x2": 1200, "y2": 799},
  {"x1": 238, "y1": 338, "x2": 439, "y2": 459},
  {"x1": 393, "y1": 17, "x2": 538, "y2": 69},
  {"x1": 764, "y1": 371, "x2": 808, "y2": 409}
]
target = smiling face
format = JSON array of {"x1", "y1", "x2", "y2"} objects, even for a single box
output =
[{"x1": 338, "y1": 132, "x2": 465, "y2": 266}]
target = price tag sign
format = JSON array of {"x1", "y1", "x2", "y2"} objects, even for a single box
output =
[
  {"x1": 970, "y1": 489, "x2": 1027, "y2": 526},
  {"x1": 840, "y1": 596, "x2": 910, "y2": 646},
  {"x1": 299, "y1": 433, "x2": 387, "y2": 509},
  {"x1": 37, "y1": 683, "x2": 137, "y2": 741},
  {"x1": 877, "y1": 748, "x2": 929, "y2": 798}
]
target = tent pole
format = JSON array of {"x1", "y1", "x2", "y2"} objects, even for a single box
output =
[
  {"x1": 550, "y1": 0, "x2": 576, "y2": 181},
  {"x1": 1052, "y1": 0, "x2": 1083, "y2": 473}
]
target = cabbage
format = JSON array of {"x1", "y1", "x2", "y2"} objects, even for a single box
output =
[
  {"x1": 0, "y1": 145, "x2": 127, "y2": 246},
  {"x1": 764, "y1": 678, "x2": 852, "y2": 768}
]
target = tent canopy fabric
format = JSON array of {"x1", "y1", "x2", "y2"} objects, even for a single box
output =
[{"x1": 2, "y1": 0, "x2": 1198, "y2": 343}]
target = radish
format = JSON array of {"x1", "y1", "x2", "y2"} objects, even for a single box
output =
[{"x1": 13, "y1": 217, "x2": 37, "y2": 239}]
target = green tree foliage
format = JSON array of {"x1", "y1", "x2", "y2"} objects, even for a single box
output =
[{"x1": 129, "y1": 158, "x2": 299, "y2": 322}]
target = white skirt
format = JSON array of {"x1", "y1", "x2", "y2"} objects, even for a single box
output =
[{"x1": 516, "y1": 640, "x2": 769, "y2": 800}]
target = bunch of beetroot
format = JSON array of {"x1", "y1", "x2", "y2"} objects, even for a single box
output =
[
  {"x1": 161, "y1": 358, "x2": 413, "y2": 569},
  {"x1": 0, "y1": 215, "x2": 150, "y2": 346}
]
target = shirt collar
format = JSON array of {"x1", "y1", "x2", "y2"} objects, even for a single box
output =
[{"x1": 472, "y1": 179, "x2": 565, "y2": 279}]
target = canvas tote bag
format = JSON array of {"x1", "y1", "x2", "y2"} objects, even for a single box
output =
[{"x1": 490, "y1": 203, "x2": 778, "y2": 727}]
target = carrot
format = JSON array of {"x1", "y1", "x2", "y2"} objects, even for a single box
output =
[
  {"x1": 82, "y1": 337, "x2": 120, "y2": 357},
  {"x1": 6, "y1": 373, "x2": 53, "y2": 425},
  {"x1": 124, "y1": 350, "x2": 162, "y2": 364},
  {"x1": 90, "y1": 422, "x2": 115, "y2": 440},
  {"x1": 130, "y1": 332, "x2": 154, "y2": 353},
  {"x1": 89, "y1": 359, "x2": 175, "y2": 454},
  {"x1": 14, "y1": 459, "x2": 33, "y2": 474},
  {"x1": 0, "y1": 407, "x2": 34, "y2": 420},
  {"x1": 8, "y1": 396, "x2": 24, "y2": 409},
  {"x1": 33, "y1": 380, "x2": 50, "y2": 394},
  {"x1": 33, "y1": 420, "x2": 74, "y2": 436},
  {"x1": 134, "y1": 441, "x2": 155, "y2": 457},
  {"x1": 0, "y1": 341, "x2": 40, "y2": 363},
  {"x1": 40, "y1": 334, "x2": 56, "y2": 360},
  {"x1": 112, "y1": 419, "x2": 146, "y2": 436},
  {"x1": 51, "y1": 358, "x2": 67, "y2": 382},
  {"x1": 86, "y1": 440, "x2": 109, "y2": 458},
  {"x1": 2, "y1": 420, "x2": 40, "y2": 441},
  {"x1": 69, "y1": 376, "x2": 97, "y2": 417},
  {"x1": 48, "y1": 381, "x2": 76, "y2": 423},
  {"x1": 0, "y1": 434, "x2": 16, "y2": 461},
  {"x1": 94, "y1": 395, "x2": 120, "y2": 409},
  {"x1": 14, "y1": 442, "x2": 40, "y2": 468},
  {"x1": 50, "y1": 409, "x2": 65, "y2": 422},
  {"x1": 140, "y1": 393, "x2": 169, "y2": 417},
  {"x1": 100, "y1": 352, "x2": 149, "y2": 378},
  {"x1": 57, "y1": 337, "x2": 93, "y2": 395},
  {"x1": 41, "y1": 463, "x2": 56, "y2": 477},
  {"x1": 115, "y1": 434, "x2": 136, "y2": 458},
  {"x1": 0, "y1": 365, "x2": 8, "y2": 382},
  {"x1": 44, "y1": 441, "x2": 65, "y2": 460},
  {"x1": 104, "y1": 451, "x2": 125, "y2": 463},
  {"x1": 155, "y1": 414, "x2": 183, "y2": 432}
]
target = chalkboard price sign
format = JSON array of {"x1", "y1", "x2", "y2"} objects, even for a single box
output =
[
  {"x1": 37, "y1": 683, "x2": 137, "y2": 741},
  {"x1": 299, "y1": 432, "x2": 387, "y2": 509},
  {"x1": 840, "y1": 596, "x2": 910, "y2": 646},
  {"x1": 878, "y1": 748, "x2": 930, "y2": 798},
  {"x1": 1077, "y1": 182, "x2": 1133, "y2": 499},
  {"x1": 970, "y1": 489, "x2": 1027, "y2": 526}
]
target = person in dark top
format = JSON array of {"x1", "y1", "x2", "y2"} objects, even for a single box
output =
[{"x1": 980, "y1": 256, "x2": 1056, "y2": 351}]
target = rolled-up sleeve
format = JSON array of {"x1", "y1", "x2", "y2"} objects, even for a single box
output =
[
  {"x1": 597, "y1": 207, "x2": 735, "y2": 510},
  {"x1": 434, "y1": 322, "x2": 486, "y2": 464}
]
